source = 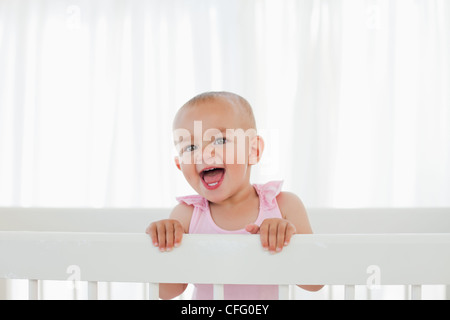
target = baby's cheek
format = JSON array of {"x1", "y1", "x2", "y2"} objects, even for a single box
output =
[
  {"x1": 179, "y1": 166, "x2": 197, "y2": 184},
  {"x1": 224, "y1": 142, "x2": 250, "y2": 165}
]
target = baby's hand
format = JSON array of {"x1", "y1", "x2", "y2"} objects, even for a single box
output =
[
  {"x1": 145, "y1": 219, "x2": 184, "y2": 252},
  {"x1": 245, "y1": 218, "x2": 296, "y2": 253}
]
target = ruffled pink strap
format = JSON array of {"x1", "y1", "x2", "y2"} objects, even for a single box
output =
[
  {"x1": 176, "y1": 195, "x2": 209, "y2": 212},
  {"x1": 253, "y1": 180, "x2": 283, "y2": 210}
]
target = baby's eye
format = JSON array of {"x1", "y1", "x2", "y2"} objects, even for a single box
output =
[
  {"x1": 213, "y1": 137, "x2": 227, "y2": 145},
  {"x1": 184, "y1": 145, "x2": 198, "y2": 152}
]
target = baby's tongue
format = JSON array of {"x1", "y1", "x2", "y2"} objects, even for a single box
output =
[{"x1": 203, "y1": 169, "x2": 224, "y2": 184}]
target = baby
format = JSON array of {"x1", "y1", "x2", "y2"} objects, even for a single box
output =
[{"x1": 146, "y1": 91, "x2": 323, "y2": 299}]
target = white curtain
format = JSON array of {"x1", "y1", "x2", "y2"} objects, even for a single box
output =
[
  {"x1": 1, "y1": 0, "x2": 449, "y2": 209},
  {"x1": 1, "y1": 0, "x2": 449, "y2": 299}
]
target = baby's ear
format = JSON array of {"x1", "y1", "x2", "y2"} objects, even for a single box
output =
[
  {"x1": 249, "y1": 135, "x2": 264, "y2": 165},
  {"x1": 174, "y1": 156, "x2": 182, "y2": 170}
]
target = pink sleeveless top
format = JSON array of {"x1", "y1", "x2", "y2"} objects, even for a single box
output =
[{"x1": 176, "y1": 180, "x2": 283, "y2": 300}]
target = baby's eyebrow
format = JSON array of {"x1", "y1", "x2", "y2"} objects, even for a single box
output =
[
  {"x1": 173, "y1": 138, "x2": 190, "y2": 146},
  {"x1": 173, "y1": 128, "x2": 193, "y2": 145},
  {"x1": 172, "y1": 127, "x2": 235, "y2": 145},
  {"x1": 210, "y1": 127, "x2": 235, "y2": 136},
  {"x1": 173, "y1": 138, "x2": 192, "y2": 145}
]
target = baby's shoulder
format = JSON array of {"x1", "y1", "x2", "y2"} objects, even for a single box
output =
[
  {"x1": 171, "y1": 201, "x2": 195, "y2": 213},
  {"x1": 276, "y1": 191, "x2": 307, "y2": 218},
  {"x1": 169, "y1": 202, "x2": 195, "y2": 233},
  {"x1": 276, "y1": 191, "x2": 304, "y2": 206},
  {"x1": 276, "y1": 191, "x2": 312, "y2": 234}
]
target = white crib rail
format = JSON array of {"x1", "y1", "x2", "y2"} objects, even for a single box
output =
[
  {"x1": 1, "y1": 207, "x2": 450, "y2": 300},
  {"x1": 1, "y1": 232, "x2": 450, "y2": 300}
]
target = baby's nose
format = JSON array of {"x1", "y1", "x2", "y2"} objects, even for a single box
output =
[
  {"x1": 191, "y1": 147, "x2": 214, "y2": 164},
  {"x1": 202, "y1": 145, "x2": 223, "y2": 165},
  {"x1": 202, "y1": 147, "x2": 215, "y2": 164}
]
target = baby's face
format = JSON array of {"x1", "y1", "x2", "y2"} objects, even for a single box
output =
[{"x1": 173, "y1": 98, "x2": 261, "y2": 203}]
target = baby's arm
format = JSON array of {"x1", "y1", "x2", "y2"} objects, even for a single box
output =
[
  {"x1": 277, "y1": 192, "x2": 323, "y2": 292},
  {"x1": 145, "y1": 203, "x2": 193, "y2": 299},
  {"x1": 246, "y1": 192, "x2": 323, "y2": 292}
]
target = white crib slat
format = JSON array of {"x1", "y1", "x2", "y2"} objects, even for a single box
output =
[
  {"x1": 289, "y1": 285, "x2": 296, "y2": 300},
  {"x1": 148, "y1": 283, "x2": 159, "y2": 300},
  {"x1": 327, "y1": 285, "x2": 334, "y2": 299},
  {"x1": 213, "y1": 284, "x2": 224, "y2": 300},
  {"x1": 88, "y1": 281, "x2": 98, "y2": 300},
  {"x1": 28, "y1": 279, "x2": 38, "y2": 300},
  {"x1": 278, "y1": 285, "x2": 290, "y2": 300},
  {"x1": 344, "y1": 285, "x2": 355, "y2": 300},
  {"x1": 411, "y1": 285, "x2": 422, "y2": 300}
]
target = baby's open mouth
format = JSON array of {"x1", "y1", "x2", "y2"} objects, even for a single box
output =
[{"x1": 200, "y1": 167, "x2": 225, "y2": 189}]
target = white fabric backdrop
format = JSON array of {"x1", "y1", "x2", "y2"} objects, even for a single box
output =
[
  {"x1": 0, "y1": 0, "x2": 449, "y2": 299},
  {"x1": 1, "y1": 0, "x2": 449, "y2": 209}
]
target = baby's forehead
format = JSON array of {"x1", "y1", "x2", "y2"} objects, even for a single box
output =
[{"x1": 173, "y1": 95, "x2": 255, "y2": 130}]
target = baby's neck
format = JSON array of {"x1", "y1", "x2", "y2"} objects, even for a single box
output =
[
  {"x1": 211, "y1": 182, "x2": 256, "y2": 207},
  {"x1": 208, "y1": 183, "x2": 260, "y2": 231}
]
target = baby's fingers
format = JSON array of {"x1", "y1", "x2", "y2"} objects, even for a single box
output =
[
  {"x1": 275, "y1": 222, "x2": 288, "y2": 252},
  {"x1": 156, "y1": 222, "x2": 168, "y2": 251},
  {"x1": 146, "y1": 222, "x2": 160, "y2": 247},
  {"x1": 258, "y1": 222, "x2": 270, "y2": 251},
  {"x1": 146, "y1": 219, "x2": 183, "y2": 252},
  {"x1": 173, "y1": 222, "x2": 184, "y2": 247},
  {"x1": 163, "y1": 221, "x2": 175, "y2": 251},
  {"x1": 283, "y1": 222, "x2": 296, "y2": 246},
  {"x1": 260, "y1": 219, "x2": 297, "y2": 253},
  {"x1": 245, "y1": 224, "x2": 260, "y2": 234},
  {"x1": 272, "y1": 221, "x2": 295, "y2": 253},
  {"x1": 160, "y1": 220, "x2": 183, "y2": 252}
]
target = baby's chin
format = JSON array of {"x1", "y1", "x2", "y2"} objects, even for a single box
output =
[
  {"x1": 194, "y1": 183, "x2": 230, "y2": 204},
  {"x1": 198, "y1": 190, "x2": 227, "y2": 204}
]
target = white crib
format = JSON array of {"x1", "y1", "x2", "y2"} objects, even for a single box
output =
[{"x1": 1, "y1": 207, "x2": 449, "y2": 300}]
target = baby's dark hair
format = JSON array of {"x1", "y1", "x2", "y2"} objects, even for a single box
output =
[{"x1": 182, "y1": 91, "x2": 257, "y2": 130}]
